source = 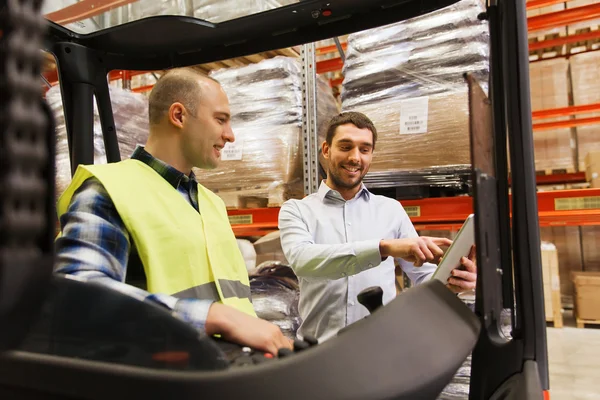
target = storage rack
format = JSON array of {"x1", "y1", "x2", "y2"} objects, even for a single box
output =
[{"x1": 41, "y1": 0, "x2": 600, "y2": 237}]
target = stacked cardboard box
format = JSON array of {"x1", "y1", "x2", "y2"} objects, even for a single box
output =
[
  {"x1": 540, "y1": 227, "x2": 581, "y2": 307},
  {"x1": 585, "y1": 151, "x2": 600, "y2": 188},
  {"x1": 195, "y1": 57, "x2": 338, "y2": 208},
  {"x1": 572, "y1": 272, "x2": 600, "y2": 327},
  {"x1": 540, "y1": 242, "x2": 563, "y2": 327},
  {"x1": 529, "y1": 59, "x2": 573, "y2": 171},
  {"x1": 571, "y1": 51, "x2": 600, "y2": 171},
  {"x1": 540, "y1": 226, "x2": 600, "y2": 308},
  {"x1": 527, "y1": 3, "x2": 566, "y2": 43},
  {"x1": 340, "y1": 0, "x2": 489, "y2": 173},
  {"x1": 47, "y1": 85, "x2": 150, "y2": 199}
]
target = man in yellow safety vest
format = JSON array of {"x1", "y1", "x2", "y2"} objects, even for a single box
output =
[{"x1": 55, "y1": 68, "x2": 292, "y2": 355}]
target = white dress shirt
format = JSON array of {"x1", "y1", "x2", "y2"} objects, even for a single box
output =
[{"x1": 278, "y1": 181, "x2": 436, "y2": 342}]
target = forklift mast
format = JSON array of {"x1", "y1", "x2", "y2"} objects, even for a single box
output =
[{"x1": 0, "y1": 0, "x2": 548, "y2": 398}]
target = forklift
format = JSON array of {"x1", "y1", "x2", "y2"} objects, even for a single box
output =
[{"x1": 0, "y1": 0, "x2": 548, "y2": 398}]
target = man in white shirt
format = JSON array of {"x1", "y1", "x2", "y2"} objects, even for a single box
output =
[{"x1": 278, "y1": 111, "x2": 477, "y2": 342}]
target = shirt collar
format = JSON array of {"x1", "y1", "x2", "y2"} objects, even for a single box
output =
[
  {"x1": 131, "y1": 145, "x2": 197, "y2": 190},
  {"x1": 317, "y1": 180, "x2": 371, "y2": 202}
]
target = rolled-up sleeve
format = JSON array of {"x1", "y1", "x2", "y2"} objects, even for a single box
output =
[{"x1": 394, "y1": 204, "x2": 436, "y2": 285}]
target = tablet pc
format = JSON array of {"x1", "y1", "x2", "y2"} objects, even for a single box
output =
[{"x1": 431, "y1": 214, "x2": 475, "y2": 284}]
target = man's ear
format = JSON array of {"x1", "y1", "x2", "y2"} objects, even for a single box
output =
[
  {"x1": 168, "y1": 102, "x2": 185, "y2": 129},
  {"x1": 322, "y1": 140, "x2": 331, "y2": 160}
]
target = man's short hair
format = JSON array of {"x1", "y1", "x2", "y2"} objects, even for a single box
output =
[
  {"x1": 148, "y1": 68, "x2": 219, "y2": 125},
  {"x1": 325, "y1": 112, "x2": 378, "y2": 148}
]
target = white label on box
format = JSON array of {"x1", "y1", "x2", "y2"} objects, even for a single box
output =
[
  {"x1": 399, "y1": 96, "x2": 429, "y2": 135},
  {"x1": 552, "y1": 275, "x2": 560, "y2": 291},
  {"x1": 220, "y1": 140, "x2": 243, "y2": 161}
]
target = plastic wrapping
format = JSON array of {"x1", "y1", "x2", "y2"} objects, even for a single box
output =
[
  {"x1": 129, "y1": 0, "x2": 189, "y2": 22},
  {"x1": 194, "y1": 57, "x2": 338, "y2": 207},
  {"x1": 341, "y1": 0, "x2": 489, "y2": 108},
  {"x1": 339, "y1": 0, "x2": 488, "y2": 174},
  {"x1": 193, "y1": 0, "x2": 296, "y2": 23},
  {"x1": 47, "y1": 85, "x2": 150, "y2": 198},
  {"x1": 529, "y1": 58, "x2": 573, "y2": 171},
  {"x1": 347, "y1": 92, "x2": 471, "y2": 172},
  {"x1": 570, "y1": 51, "x2": 600, "y2": 171},
  {"x1": 249, "y1": 263, "x2": 300, "y2": 339},
  {"x1": 236, "y1": 239, "x2": 257, "y2": 272}
]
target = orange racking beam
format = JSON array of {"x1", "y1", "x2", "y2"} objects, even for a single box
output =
[
  {"x1": 533, "y1": 116, "x2": 600, "y2": 131},
  {"x1": 526, "y1": 0, "x2": 573, "y2": 10},
  {"x1": 132, "y1": 84, "x2": 155, "y2": 93},
  {"x1": 529, "y1": 30, "x2": 600, "y2": 52},
  {"x1": 316, "y1": 57, "x2": 344, "y2": 74},
  {"x1": 329, "y1": 77, "x2": 344, "y2": 87},
  {"x1": 534, "y1": 172, "x2": 586, "y2": 185},
  {"x1": 531, "y1": 102, "x2": 600, "y2": 120},
  {"x1": 316, "y1": 42, "x2": 348, "y2": 56},
  {"x1": 227, "y1": 189, "x2": 600, "y2": 235},
  {"x1": 528, "y1": 3, "x2": 600, "y2": 32}
]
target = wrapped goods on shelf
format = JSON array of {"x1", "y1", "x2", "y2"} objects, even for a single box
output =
[
  {"x1": 129, "y1": 0, "x2": 188, "y2": 21},
  {"x1": 193, "y1": 0, "x2": 296, "y2": 23},
  {"x1": 47, "y1": 85, "x2": 149, "y2": 198},
  {"x1": 194, "y1": 57, "x2": 339, "y2": 208},
  {"x1": 339, "y1": 0, "x2": 488, "y2": 175},
  {"x1": 570, "y1": 51, "x2": 600, "y2": 171},
  {"x1": 106, "y1": 0, "x2": 297, "y2": 28},
  {"x1": 529, "y1": 58, "x2": 573, "y2": 171}
]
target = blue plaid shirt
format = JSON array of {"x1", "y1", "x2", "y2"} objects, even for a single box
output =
[{"x1": 55, "y1": 146, "x2": 213, "y2": 332}]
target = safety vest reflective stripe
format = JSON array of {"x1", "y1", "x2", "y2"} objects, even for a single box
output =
[{"x1": 174, "y1": 280, "x2": 252, "y2": 301}]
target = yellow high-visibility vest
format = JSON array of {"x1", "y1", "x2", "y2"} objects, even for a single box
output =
[{"x1": 57, "y1": 159, "x2": 256, "y2": 316}]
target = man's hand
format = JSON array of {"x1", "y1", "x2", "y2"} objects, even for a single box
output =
[
  {"x1": 380, "y1": 236, "x2": 453, "y2": 267},
  {"x1": 205, "y1": 302, "x2": 293, "y2": 356},
  {"x1": 447, "y1": 245, "x2": 477, "y2": 293}
]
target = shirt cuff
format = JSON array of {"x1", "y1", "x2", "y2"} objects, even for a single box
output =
[
  {"x1": 353, "y1": 239, "x2": 384, "y2": 273},
  {"x1": 172, "y1": 298, "x2": 215, "y2": 333}
]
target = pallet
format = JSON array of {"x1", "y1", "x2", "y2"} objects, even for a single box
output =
[
  {"x1": 535, "y1": 168, "x2": 576, "y2": 176},
  {"x1": 545, "y1": 291, "x2": 564, "y2": 328},
  {"x1": 546, "y1": 317, "x2": 564, "y2": 328},
  {"x1": 576, "y1": 318, "x2": 600, "y2": 329}
]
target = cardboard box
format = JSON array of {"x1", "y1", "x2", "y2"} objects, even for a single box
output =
[
  {"x1": 541, "y1": 243, "x2": 563, "y2": 326},
  {"x1": 253, "y1": 230, "x2": 289, "y2": 267},
  {"x1": 585, "y1": 151, "x2": 600, "y2": 185},
  {"x1": 528, "y1": 59, "x2": 573, "y2": 172},
  {"x1": 570, "y1": 51, "x2": 600, "y2": 170},
  {"x1": 572, "y1": 272, "x2": 600, "y2": 321}
]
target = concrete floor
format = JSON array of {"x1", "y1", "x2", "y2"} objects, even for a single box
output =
[{"x1": 547, "y1": 324, "x2": 600, "y2": 400}]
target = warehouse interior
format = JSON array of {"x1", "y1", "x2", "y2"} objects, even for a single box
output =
[{"x1": 0, "y1": 0, "x2": 599, "y2": 398}]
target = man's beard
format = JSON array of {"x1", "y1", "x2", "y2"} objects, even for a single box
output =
[{"x1": 329, "y1": 164, "x2": 364, "y2": 190}]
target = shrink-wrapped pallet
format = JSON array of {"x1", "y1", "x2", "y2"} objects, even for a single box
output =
[
  {"x1": 47, "y1": 85, "x2": 149, "y2": 198},
  {"x1": 195, "y1": 57, "x2": 338, "y2": 208},
  {"x1": 340, "y1": 0, "x2": 489, "y2": 177}
]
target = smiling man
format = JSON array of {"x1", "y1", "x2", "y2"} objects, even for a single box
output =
[
  {"x1": 55, "y1": 68, "x2": 292, "y2": 355},
  {"x1": 278, "y1": 112, "x2": 477, "y2": 342}
]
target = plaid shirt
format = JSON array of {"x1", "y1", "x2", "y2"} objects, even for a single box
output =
[{"x1": 55, "y1": 146, "x2": 213, "y2": 331}]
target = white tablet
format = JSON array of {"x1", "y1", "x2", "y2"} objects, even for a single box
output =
[{"x1": 431, "y1": 214, "x2": 475, "y2": 284}]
